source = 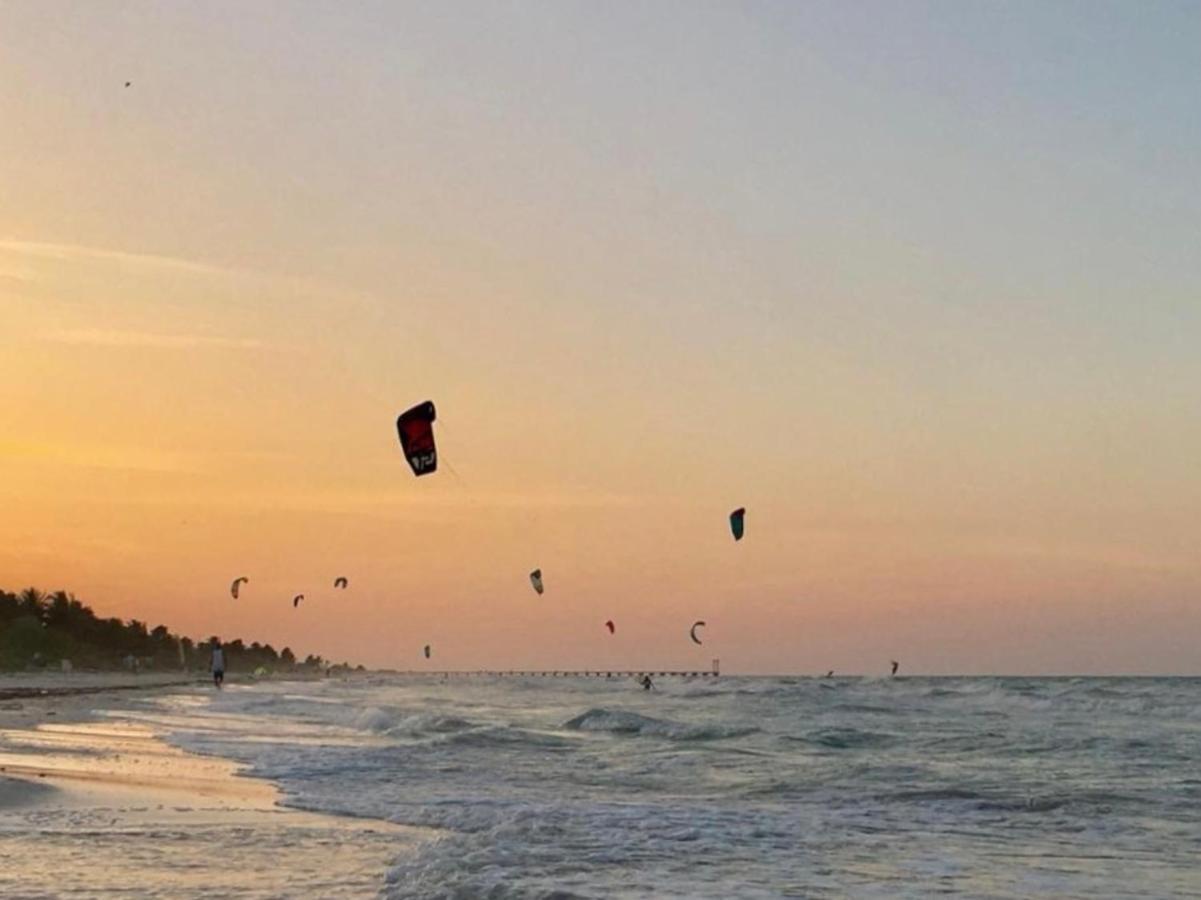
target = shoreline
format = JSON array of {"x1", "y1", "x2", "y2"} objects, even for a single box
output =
[
  {"x1": 0, "y1": 674, "x2": 202, "y2": 701},
  {"x1": 0, "y1": 677, "x2": 430, "y2": 898}
]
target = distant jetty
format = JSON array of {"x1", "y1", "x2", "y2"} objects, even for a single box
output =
[{"x1": 394, "y1": 661, "x2": 720, "y2": 679}]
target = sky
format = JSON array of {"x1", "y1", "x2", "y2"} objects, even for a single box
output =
[{"x1": 2, "y1": 1, "x2": 1199, "y2": 674}]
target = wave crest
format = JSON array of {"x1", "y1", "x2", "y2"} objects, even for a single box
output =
[{"x1": 564, "y1": 708, "x2": 756, "y2": 741}]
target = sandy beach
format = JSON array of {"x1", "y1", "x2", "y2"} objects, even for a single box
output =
[{"x1": 0, "y1": 674, "x2": 428, "y2": 899}]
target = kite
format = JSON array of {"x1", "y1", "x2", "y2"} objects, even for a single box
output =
[
  {"x1": 396, "y1": 401, "x2": 438, "y2": 476},
  {"x1": 729, "y1": 508, "x2": 746, "y2": 541}
]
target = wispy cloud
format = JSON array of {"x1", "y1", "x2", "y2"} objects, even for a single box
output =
[
  {"x1": 0, "y1": 265, "x2": 37, "y2": 285},
  {"x1": 0, "y1": 240, "x2": 235, "y2": 279},
  {"x1": 42, "y1": 328, "x2": 263, "y2": 350},
  {"x1": 0, "y1": 238, "x2": 378, "y2": 309}
]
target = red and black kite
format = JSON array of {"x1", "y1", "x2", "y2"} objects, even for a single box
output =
[{"x1": 396, "y1": 401, "x2": 438, "y2": 476}]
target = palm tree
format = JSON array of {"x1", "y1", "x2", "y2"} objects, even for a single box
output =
[
  {"x1": 2, "y1": 585, "x2": 353, "y2": 673},
  {"x1": 39, "y1": 590, "x2": 87, "y2": 635},
  {"x1": 18, "y1": 587, "x2": 45, "y2": 620},
  {"x1": 0, "y1": 590, "x2": 19, "y2": 622},
  {"x1": 125, "y1": 619, "x2": 150, "y2": 656}
]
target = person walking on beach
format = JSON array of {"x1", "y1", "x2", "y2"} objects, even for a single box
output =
[{"x1": 210, "y1": 640, "x2": 225, "y2": 689}]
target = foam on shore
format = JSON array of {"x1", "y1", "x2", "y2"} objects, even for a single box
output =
[{"x1": 0, "y1": 684, "x2": 430, "y2": 898}]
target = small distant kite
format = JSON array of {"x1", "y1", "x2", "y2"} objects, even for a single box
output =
[
  {"x1": 729, "y1": 508, "x2": 746, "y2": 541},
  {"x1": 293, "y1": 594, "x2": 304, "y2": 608},
  {"x1": 230, "y1": 577, "x2": 249, "y2": 599},
  {"x1": 124, "y1": 81, "x2": 131, "y2": 88},
  {"x1": 396, "y1": 401, "x2": 437, "y2": 476},
  {"x1": 605, "y1": 620, "x2": 615, "y2": 635},
  {"x1": 890, "y1": 660, "x2": 899, "y2": 676},
  {"x1": 529, "y1": 569, "x2": 543, "y2": 595},
  {"x1": 334, "y1": 577, "x2": 348, "y2": 589},
  {"x1": 689, "y1": 621, "x2": 706, "y2": 645},
  {"x1": 423, "y1": 644, "x2": 432, "y2": 659}
]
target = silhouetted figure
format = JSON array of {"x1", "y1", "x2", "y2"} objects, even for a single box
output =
[
  {"x1": 639, "y1": 675, "x2": 654, "y2": 691},
  {"x1": 211, "y1": 640, "x2": 225, "y2": 688}
]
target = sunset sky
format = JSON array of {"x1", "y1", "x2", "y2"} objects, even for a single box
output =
[{"x1": 2, "y1": 2, "x2": 1199, "y2": 673}]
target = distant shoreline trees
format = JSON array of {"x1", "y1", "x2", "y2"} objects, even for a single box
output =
[{"x1": 0, "y1": 587, "x2": 356, "y2": 674}]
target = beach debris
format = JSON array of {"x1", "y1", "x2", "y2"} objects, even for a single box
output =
[
  {"x1": 396, "y1": 401, "x2": 437, "y2": 476},
  {"x1": 529, "y1": 569, "x2": 543, "y2": 595},
  {"x1": 690, "y1": 621, "x2": 705, "y2": 645},
  {"x1": 230, "y1": 577, "x2": 249, "y2": 599},
  {"x1": 729, "y1": 507, "x2": 746, "y2": 541}
]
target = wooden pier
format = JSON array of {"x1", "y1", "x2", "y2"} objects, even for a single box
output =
[{"x1": 392, "y1": 660, "x2": 720, "y2": 679}]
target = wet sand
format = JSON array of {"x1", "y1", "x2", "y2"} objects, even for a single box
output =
[{"x1": 0, "y1": 675, "x2": 429, "y2": 899}]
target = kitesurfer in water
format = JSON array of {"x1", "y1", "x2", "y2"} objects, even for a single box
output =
[
  {"x1": 210, "y1": 640, "x2": 225, "y2": 689},
  {"x1": 639, "y1": 674, "x2": 654, "y2": 691}
]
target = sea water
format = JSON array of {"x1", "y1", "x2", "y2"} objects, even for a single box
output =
[{"x1": 150, "y1": 676, "x2": 1201, "y2": 898}]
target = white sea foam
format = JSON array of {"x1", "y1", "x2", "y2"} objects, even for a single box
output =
[{"x1": 146, "y1": 676, "x2": 1201, "y2": 898}]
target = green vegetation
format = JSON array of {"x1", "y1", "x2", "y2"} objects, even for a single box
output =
[{"x1": 0, "y1": 587, "x2": 356, "y2": 674}]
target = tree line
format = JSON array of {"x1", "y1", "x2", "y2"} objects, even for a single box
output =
[{"x1": 0, "y1": 587, "x2": 355, "y2": 674}]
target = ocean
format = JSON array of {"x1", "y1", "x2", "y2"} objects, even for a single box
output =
[{"x1": 144, "y1": 675, "x2": 1200, "y2": 898}]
